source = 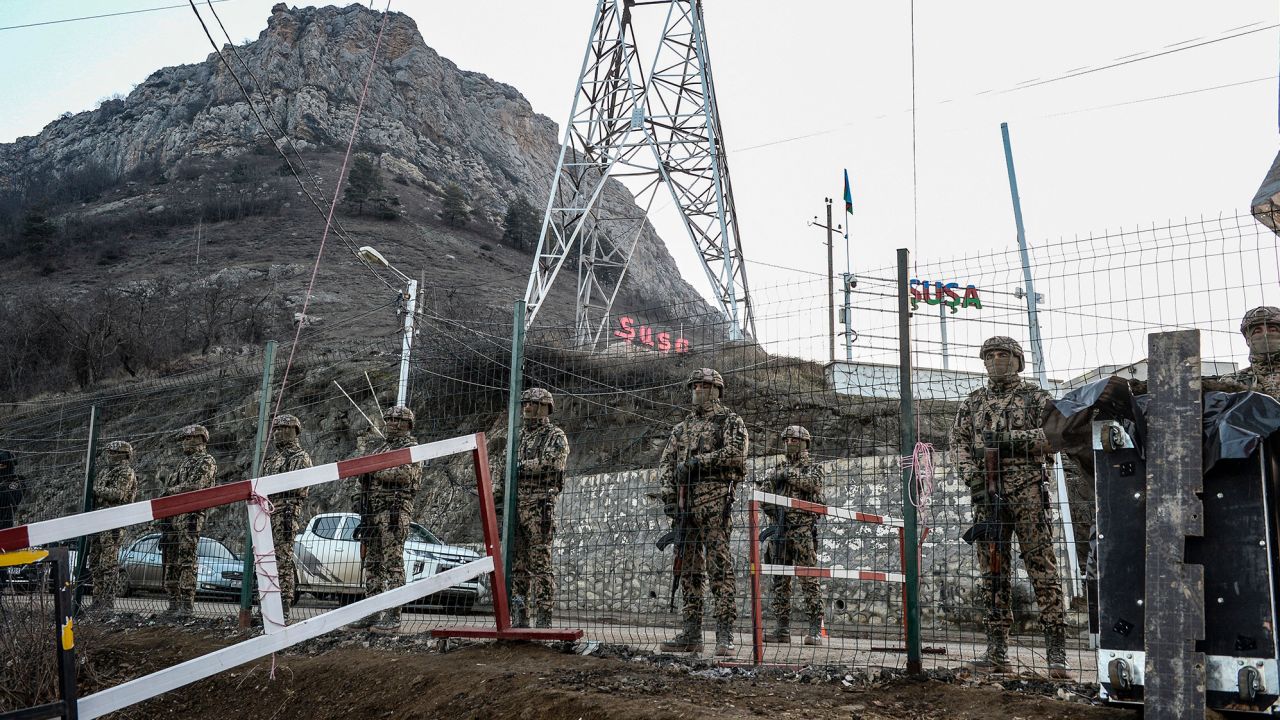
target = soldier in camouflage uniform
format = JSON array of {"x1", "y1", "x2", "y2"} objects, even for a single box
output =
[
  {"x1": 949, "y1": 337, "x2": 1071, "y2": 679},
  {"x1": 89, "y1": 440, "x2": 138, "y2": 613},
  {"x1": 1220, "y1": 306, "x2": 1280, "y2": 397},
  {"x1": 658, "y1": 368, "x2": 749, "y2": 656},
  {"x1": 261, "y1": 414, "x2": 312, "y2": 622},
  {"x1": 495, "y1": 388, "x2": 570, "y2": 628},
  {"x1": 351, "y1": 405, "x2": 422, "y2": 633},
  {"x1": 760, "y1": 425, "x2": 825, "y2": 646},
  {"x1": 159, "y1": 424, "x2": 217, "y2": 617}
]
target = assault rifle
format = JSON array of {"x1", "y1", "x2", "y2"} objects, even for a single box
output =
[{"x1": 961, "y1": 441, "x2": 1005, "y2": 611}]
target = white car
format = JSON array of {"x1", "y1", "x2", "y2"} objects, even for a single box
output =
[{"x1": 293, "y1": 512, "x2": 482, "y2": 612}]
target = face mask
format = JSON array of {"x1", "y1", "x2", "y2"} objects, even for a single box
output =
[
  {"x1": 274, "y1": 429, "x2": 297, "y2": 448},
  {"x1": 108, "y1": 453, "x2": 130, "y2": 466},
  {"x1": 521, "y1": 404, "x2": 538, "y2": 420},
  {"x1": 181, "y1": 438, "x2": 203, "y2": 455},
  {"x1": 983, "y1": 354, "x2": 1017, "y2": 378},
  {"x1": 785, "y1": 444, "x2": 802, "y2": 460},
  {"x1": 692, "y1": 387, "x2": 715, "y2": 407},
  {"x1": 1248, "y1": 331, "x2": 1280, "y2": 357},
  {"x1": 386, "y1": 420, "x2": 409, "y2": 437}
]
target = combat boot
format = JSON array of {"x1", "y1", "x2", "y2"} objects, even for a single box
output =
[
  {"x1": 660, "y1": 619, "x2": 703, "y2": 653},
  {"x1": 174, "y1": 599, "x2": 194, "y2": 619},
  {"x1": 803, "y1": 615, "x2": 824, "y2": 646},
  {"x1": 371, "y1": 608, "x2": 402, "y2": 635},
  {"x1": 714, "y1": 621, "x2": 736, "y2": 657},
  {"x1": 764, "y1": 615, "x2": 790, "y2": 644},
  {"x1": 1045, "y1": 626, "x2": 1074, "y2": 680},
  {"x1": 965, "y1": 628, "x2": 1011, "y2": 674}
]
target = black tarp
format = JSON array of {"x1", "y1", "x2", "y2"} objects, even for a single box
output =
[{"x1": 1049, "y1": 376, "x2": 1280, "y2": 472}]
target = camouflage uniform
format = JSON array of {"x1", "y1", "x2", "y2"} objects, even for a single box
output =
[
  {"x1": 160, "y1": 425, "x2": 217, "y2": 614},
  {"x1": 500, "y1": 388, "x2": 570, "y2": 628},
  {"x1": 261, "y1": 414, "x2": 311, "y2": 620},
  {"x1": 1220, "y1": 306, "x2": 1280, "y2": 398},
  {"x1": 950, "y1": 337, "x2": 1068, "y2": 677},
  {"x1": 659, "y1": 368, "x2": 749, "y2": 655},
  {"x1": 761, "y1": 427, "x2": 825, "y2": 642},
  {"x1": 89, "y1": 441, "x2": 138, "y2": 611},
  {"x1": 355, "y1": 406, "x2": 422, "y2": 632}
]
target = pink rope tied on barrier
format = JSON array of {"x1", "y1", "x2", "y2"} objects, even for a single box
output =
[
  {"x1": 248, "y1": 487, "x2": 282, "y2": 679},
  {"x1": 901, "y1": 441, "x2": 936, "y2": 523}
]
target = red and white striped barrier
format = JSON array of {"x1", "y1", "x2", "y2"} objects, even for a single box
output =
[
  {"x1": 747, "y1": 490, "x2": 911, "y2": 665},
  {"x1": 0, "y1": 431, "x2": 544, "y2": 719},
  {"x1": 751, "y1": 490, "x2": 903, "y2": 528},
  {"x1": 0, "y1": 434, "x2": 478, "y2": 553},
  {"x1": 758, "y1": 563, "x2": 905, "y2": 584}
]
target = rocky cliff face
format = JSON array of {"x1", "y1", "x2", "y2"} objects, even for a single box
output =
[{"x1": 0, "y1": 2, "x2": 705, "y2": 320}]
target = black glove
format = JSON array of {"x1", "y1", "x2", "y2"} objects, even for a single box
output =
[{"x1": 681, "y1": 456, "x2": 701, "y2": 475}]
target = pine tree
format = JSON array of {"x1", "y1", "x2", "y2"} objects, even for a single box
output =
[
  {"x1": 501, "y1": 195, "x2": 539, "y2": 250},
  {"x1": 20, "y1": 211, "x2": 55, "y2": 255},
  {"x1": 440, "y1": 183, "x2": 471, "y2": 228},
  {"x1": 343, "y1": 155, "x2": 383, "y2": 215}
]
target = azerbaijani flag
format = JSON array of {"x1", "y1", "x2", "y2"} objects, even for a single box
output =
[{"x1": 843, "y1": 169, "x2": 853, "y2": 215}]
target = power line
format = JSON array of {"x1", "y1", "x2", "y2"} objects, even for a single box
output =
[{"x1": 0, "y1": 0, "x2": 232, "y2": 31}]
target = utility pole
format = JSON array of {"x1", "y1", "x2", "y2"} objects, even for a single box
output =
[
  {"x1": 939, "y1": 302, "x2": 950, "y2": 370},
  {"x1": 811, "y1": 201, "x2": 842, "y2": 364},
  {"x1": 397, "y1": 278, "x2": 418, "y2": 407},
  {"x1": 999, "y1": 122, "x2": 1047, "y2": 387}
]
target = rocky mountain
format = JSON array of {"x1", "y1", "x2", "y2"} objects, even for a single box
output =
[{"x1": 0, "y1": 3, "x2": 710, "y2": 398}]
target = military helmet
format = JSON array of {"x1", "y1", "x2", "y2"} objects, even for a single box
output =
[
  {"x1": 520, "y1": 388, "x2": 555, "y2": 411},
  {"x1": 179, "y1": 424, "x2": 210, "y2": 442},
  {"x1": 384, "y1": 405, "x2": 415, "y2": 425},
  {"x1": 686, "y1": 368, "x2": 725, "y2": 390},
  {"x1": 781, "y1": 425, "x2": 811, "y2": 444},
  {"x1": 272, "y1": 414, "x2": 302, "y2": 431},
  {"x1": 104, "y1": 440, "x2": 134, "y2": 457},
  {"x1": 979, "y1": 336, "x2": 1025, "y2": 373},
  {"x1": 1240, "y1": 306, "x2": 1280, "y2": 336}
]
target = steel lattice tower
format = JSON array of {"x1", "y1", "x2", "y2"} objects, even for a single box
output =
[{"x1": 523, "y1": 0, "x2": 755, "y2": 346}]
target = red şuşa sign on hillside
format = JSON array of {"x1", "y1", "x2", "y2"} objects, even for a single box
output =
[{"x1": 613, "y1": 316, "x2": 691, "y2": 354}]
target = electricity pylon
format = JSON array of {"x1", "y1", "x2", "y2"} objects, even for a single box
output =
[{"x1": 523, "y1": 0, "x2": 755, "y2": 347}]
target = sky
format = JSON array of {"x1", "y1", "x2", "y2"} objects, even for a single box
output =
[{"x1": 2, "y1": 1, "x2": 1279, "y2": 376}]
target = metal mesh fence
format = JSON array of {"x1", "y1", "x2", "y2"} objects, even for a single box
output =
[{"x1": 1, "y1": 210, "x2": 1276, "y2": 688}]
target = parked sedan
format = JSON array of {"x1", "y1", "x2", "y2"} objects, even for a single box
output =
[
  {"x1": 294, "y1": 512, "x2": 481, "y2": 612},
  {"x1": 118, "y1": 533, "x2": 243, "y2": 598}
]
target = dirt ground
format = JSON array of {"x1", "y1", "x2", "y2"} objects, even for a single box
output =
[{"x1": 67, "y1": 620, "x2": 1143, "y2": 720}]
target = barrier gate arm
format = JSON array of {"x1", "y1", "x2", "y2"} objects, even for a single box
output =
[{"x1": 0, "y1": 435, "x2": 480, "y2": 553}]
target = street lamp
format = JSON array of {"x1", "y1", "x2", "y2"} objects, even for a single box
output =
[{"x1": 358, "y1": 245, "x2": 418, "y2": 407}]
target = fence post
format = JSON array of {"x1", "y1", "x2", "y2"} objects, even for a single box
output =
[
  {"x1": 239, "y1": 340, "x2": 277, "y2": 628},
  {"x1": 501, "y1": 300, "x2": 527, "y2": 602},
  {"x1": 72, "y1": 405, "x2": 99, "y2": 616},
  {"x1": 896, "y1": 247, "x2": 923, "y2": 674}
]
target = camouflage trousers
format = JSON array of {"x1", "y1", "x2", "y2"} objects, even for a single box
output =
[
  {"x1": 161, "y1": 512, "x2": 204, "y2": 608},
  {"x1": 973, "y1": 477, "x2": 1066, "y2": 633},
  {"x1": 510, "y1": 492, "x2": 557, "y2": 615},
  {"x1": 89, "y1": 528, "x2": 125, "y2": 610},
  {"x1": 767, "y1": 521, "x2": 822, "y2": 622},
  {"x1": 271, "y1": 498, "x2": 303, "y2": 617},
  {"x1": 677, "y1": 495, "x2": 736, "y2": 625},
  {"x1": 362, "y1": 492, "x2": 412, "y2": 613}
]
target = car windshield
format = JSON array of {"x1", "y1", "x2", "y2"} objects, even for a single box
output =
[
  {"x1": 410, "y1": 524, "x2": 442, "y2": 545},
  {"x1": 198, "y1": 538, "x2": 237, "y2": 561}
]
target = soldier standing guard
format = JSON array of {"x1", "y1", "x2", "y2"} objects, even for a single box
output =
[
  {"x1": 1221, "y1": 306, "x2": 1280, "y2": 397},
  {"x1": 495, "y1": 388, "x2": 570, "y2": 628},
  {"x1": 160, "y1": 424, "x2": 217, "y2": 617},
  {"x1": 658, "y1": 368, "x2": 749, "y2": 656},
  {"x1": 949, "y1": 337, "x2": 1071, "y2": 679},
  {"x1": 352, "y1": 405, "x2": 422, "y2": 634},
  {"x1": 89, "y1": 441, "x2": 138, "y2": 613},
  {"x1": 761, "y1": 425, "x2": 825, "y2": 646},
  {"x1": 261, "y1": 414, "x2": 312, "y2": 622}
]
